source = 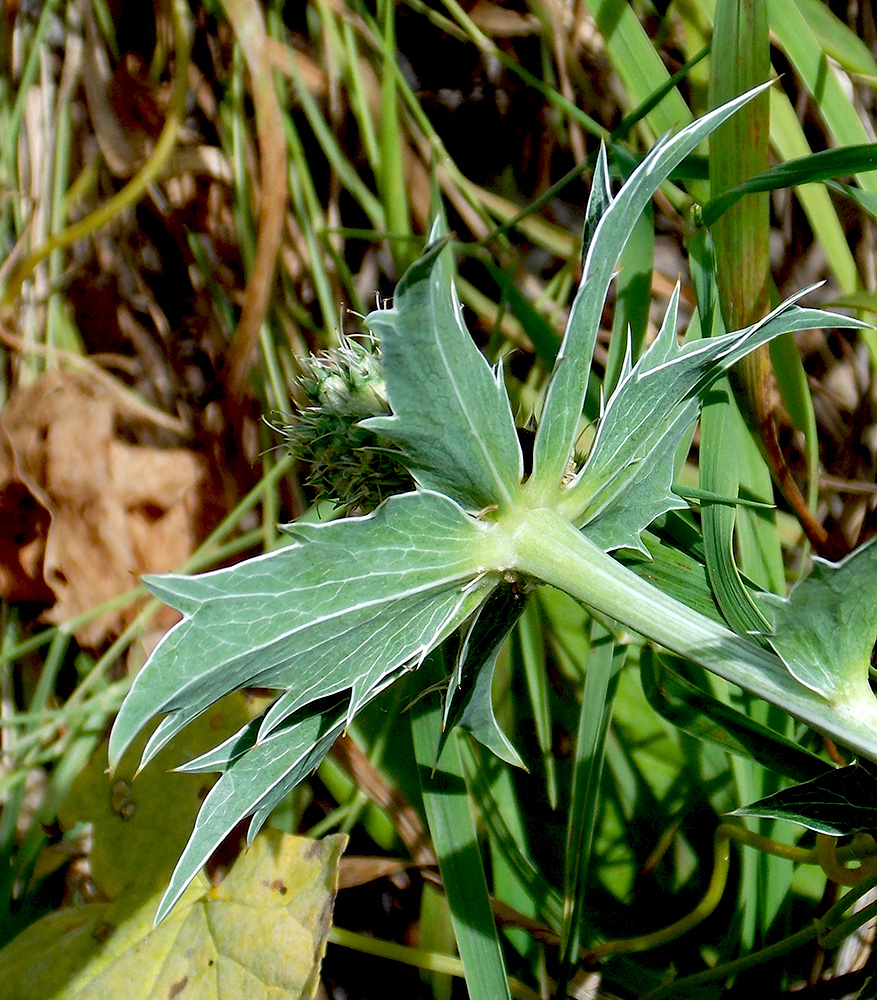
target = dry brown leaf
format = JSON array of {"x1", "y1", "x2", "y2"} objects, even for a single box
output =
[
  {"x1": 337, "y1": 856, "x2": 415, "y2": 890},
  {"x1": 0, "y1": 370, "x2": 211, "y2": 646},
  {"x1": 469, "y1": 0, "x2": 540, "y2": 38}
]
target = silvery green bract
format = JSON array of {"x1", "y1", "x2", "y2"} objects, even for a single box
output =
[{"x1": 110, "y1": 83, "x2": 877, "y2": 923}]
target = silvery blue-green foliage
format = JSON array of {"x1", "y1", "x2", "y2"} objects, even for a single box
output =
[
  {"x1": 110, "y1": 84, "x2": 877, "y2": 923},
  {"x1": 362, "y1": 233, "x2": 523, "y2": 512},
  {"x1": 756, "y1": 540, "x2": 877, "y2": 703},
  {"x1": 118, "y1": 490, "x2": 502, "y2": 769},
  {"x1": 560, "y1": 282, "x2": 840, "y2": 551},
  {"x1": 438, "y1": 583, "x2": 529, "y2": 770}
]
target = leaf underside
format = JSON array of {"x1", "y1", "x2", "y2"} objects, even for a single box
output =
[
  {"x1": 756, "y1": 535, "x2": 877, "y2": 701},
  {"x1": 110, "y1": 490, "x2": 499, "y2": 773},
  {"x1": 567, "y1": 286, "x2": 868, "y2": 552},
  {"x1": 363, "y1": 216, "x2": 523, "y2": 512},
  {"x1": 439, "y1": 582, "x2": 529, "y2": 770}
]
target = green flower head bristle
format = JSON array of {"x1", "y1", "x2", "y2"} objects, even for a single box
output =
[{"x1": 280, "y1": 336, "x2": 413, "y2": 512}]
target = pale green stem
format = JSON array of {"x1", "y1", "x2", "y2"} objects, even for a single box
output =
[
  {"x1": 329, "y1": 926, "x2": 542, "y2": 1000},
  {"x1": 496, "y1": 506, "x2": 877, "y2": 764}
]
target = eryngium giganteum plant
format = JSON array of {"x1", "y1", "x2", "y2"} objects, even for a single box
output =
[{"x1": 110, "y1": 84, "x2": 877, "y2": 924}]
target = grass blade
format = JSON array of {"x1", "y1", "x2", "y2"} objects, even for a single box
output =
[
  {"x1": 558, "y1": 622, "x2": 624, "y2": 989},
  {"x1": 411, "y1": 653, "x2": 512, "y2": 1000}
]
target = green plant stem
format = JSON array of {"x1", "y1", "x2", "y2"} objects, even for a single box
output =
[
  {"x1": 817, "y1": 871, "x2": 877, "y2": 947},
  {"x1": 327, "y1": 927, "x2": 542, "y2": 1000},
  {"x1": 587, "y1": 826, "x2": 732, "y2": 960},
  {"x1": 584, "y1": 822, "x2": 859, "y2": 961},
  {"x1": 500, "y1": 505, "x2": 877, "y2": 763},
  {"x1": 643, "y1": 923, "x2": 819, "y2": 998}
]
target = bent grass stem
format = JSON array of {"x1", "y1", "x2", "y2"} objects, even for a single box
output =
[{"x1": 586, "y1": 825, "x2": 877, "y2": 962}]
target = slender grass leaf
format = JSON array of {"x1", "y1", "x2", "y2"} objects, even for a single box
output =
[
  {"x1": 769, "y1": 332, "x2": 821, "y2": 517},
  {"x1": 462, "y1": 745, "x2": 563, "y2": 931},
  {"x1": 363, "y1": 220, "x2": 523, "y2": 511},
  {"x1": 283, "y1": 42, "x2": 384, "y2": 229},
  {"x1": 559, "y1": 623, "x2": 624, "y2": 987},
  {"x1": 692, "y1": 223, "x2": 771, "y2": 634},
  {"x1": 819, "y1": 285, "x2": 877, "y2": 366},
  {"x1": 770, "y1": 0, "x2": 877, "y2": 192},
  {"x1": 708, "y1": 0, "x2": 770, "y2": 329},
  {"x1": 377, "y1": 0, "x2": 412, "y2": 271},
  {"x1": 674, "y1": 487, "x2": 776, "y2": 509},
  {"x1": 481, "y1": 259, "x2": 562, "y2": 368},
  {"x1": 768, "y1": 89, "x2": 859, "y2": 294},
  {"x1": 699, "y1": 383, "x2": 772, "y2": 633},
  {"x1": 610, "y1": 44, "x2": 711, "y2": 145},
  {"x1": 823, "y1": 290, "x2": 877, "y2": 312},
  {"x1": 641, "y1": 649, "x2": 829, "y2": 782},
  {"x1": 412, "y1": 657, "x2": 512, "y2": 1000},
  {"x1": 516, "y1": 593, "x2": 557, "y2": 806},
  {"x1": 827, "y1": 179, "x2": 877, "y2": 221},
  {"x1": 703, "y1": 145, "x2": 877, "y2": 227},
  {"x1": 791, "y1": 0, "x2": 877, "y2": 76},
  {"x1": 584, "y1": 0, "x2": 693, "y2": 139}
]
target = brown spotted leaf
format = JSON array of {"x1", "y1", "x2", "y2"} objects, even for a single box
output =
[{"x1": 0, "y1": 828, "x2": 346, "y2": 1000}]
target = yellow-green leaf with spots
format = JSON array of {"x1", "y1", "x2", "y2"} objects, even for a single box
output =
[
  {"x1": 59, "y1": 692, "x2": 267, "y2": 900},
  {"x1": 0, "y1": 828, "x2": 346, "y2": 1000}
]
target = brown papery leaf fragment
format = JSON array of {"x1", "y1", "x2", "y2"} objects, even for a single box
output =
[{"x1": 0, "y1": 370, "x2": 212, "y2": 647}]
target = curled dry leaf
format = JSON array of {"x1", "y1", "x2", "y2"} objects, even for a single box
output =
[{"x1": 0, "y1": 370, "x2": 211, "y2": 646}]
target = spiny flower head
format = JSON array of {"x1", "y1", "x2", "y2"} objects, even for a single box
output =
[{"x1": 280, "y1": 336, "x2": 412, "y2": 512}]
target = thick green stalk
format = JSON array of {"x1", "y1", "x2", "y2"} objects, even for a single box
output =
[
  {"x1": 704, "y1": 0, "x2": 777, "y2": 625},
  {"x1": 495, "y1": 506, "x2": 877, "y2": 763},
  {"x1": 709, "y1": 0, "x2": 770, "y2": 334}
]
